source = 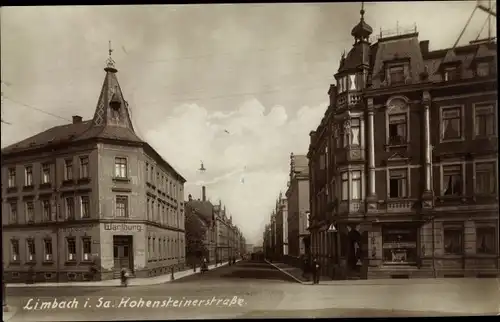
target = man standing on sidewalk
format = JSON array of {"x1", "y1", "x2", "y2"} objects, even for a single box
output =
[{"x1": 312, "y1": 258, "x2": 320, "y2": 284}]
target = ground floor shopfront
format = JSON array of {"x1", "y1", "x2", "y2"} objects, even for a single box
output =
[
  {"x1": 3, "y1": 221, "x2": 186, "y2": 283},
  {"x1": 309, "y1": 212, "x2": 499, "y2": 279}
]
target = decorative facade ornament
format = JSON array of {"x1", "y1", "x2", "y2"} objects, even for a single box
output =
[{"x1": 343, "y1": 119, "x2": 351, "y2": 131}]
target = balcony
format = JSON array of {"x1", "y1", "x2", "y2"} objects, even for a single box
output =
[
  {"x1": 348, "y1": 93, "x2": 361, "y2": 106},
  {"x1": 385, "y1": 199, "x2": 416, "y2": 213}
]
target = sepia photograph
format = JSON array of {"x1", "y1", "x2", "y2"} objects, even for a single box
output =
[{"x1": 1, "y1": 1, "x2": 499, "y2": 320}]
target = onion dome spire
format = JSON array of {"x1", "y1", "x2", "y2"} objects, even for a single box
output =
[{"x1": 351, "y1": 2, "x2": 373, "y2": 42}]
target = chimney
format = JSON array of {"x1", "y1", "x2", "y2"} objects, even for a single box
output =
[
  {"x1": 72, "y1": 115, "x2": 82, "y2": 124},
  {"x1": 202, "y1": 186, "x2": 206, "y2": 201},
  {"x1": 419, "y1": 40, "x2": 429, "y2": 55},
  {"x1": 188, "y1": 194, "x2": 192, "y2": 201}
]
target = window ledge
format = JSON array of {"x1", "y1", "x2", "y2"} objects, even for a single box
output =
[
  {"x1": 65, "y1": 261, "x2": 78, "y2": 266},
  {"x1": 9, "y1": 261, "x2": 21, "y2": 266},
  {"x1": 113, "y1": 177, "x2": 131, "y2": 183},
  {"x1": 62, "y1": 180, "x2": 75, "y2": 186},
  {"x1": 39, "y1": 183, "x2": 52, "y2": 189},
  {"x1": 7, "y1": 187, "x2": 18, "y2": 193},
  {"x1": 25, "y1": 261, "x2": 36, "y2": 265},
  {"x1": 80, "y1": 260, "x2": 93, "y2": 265},
  {"x1": 77, "y1": 177, "x2": 91, "y2": 184},
  {"x1": 440, "y1": 138, "x2": 464, "y2": 143},
  {"x1": 22, "y1": 185, "x2": 35, "y2": 192},
  {"x1": 42, "y1": 261, "x2": 54, "y2": 265}
]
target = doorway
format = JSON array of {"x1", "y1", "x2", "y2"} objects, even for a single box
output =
[{"x1": 113, "y1": 235, "x2": 133, "y2": 278}]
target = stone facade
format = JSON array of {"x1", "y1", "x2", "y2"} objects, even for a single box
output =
[
  {"x1": 2, "y1": 57, "x2": 186, "y2": 283},
  {"x1": 307, "y1": 10, "x2": 498, "y2": 279}
]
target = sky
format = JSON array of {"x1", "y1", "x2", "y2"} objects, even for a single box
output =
[{"x1": 1, "y1": 2, "x2": 496, "y2": 244}]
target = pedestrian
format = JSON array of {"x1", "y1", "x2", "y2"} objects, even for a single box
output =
[
  {"x1": 120, "y1": 268, "x2": 128, "y2": 287},
  {"x1": 312, "y1": 258, "x2": 320, "y2": 284}
]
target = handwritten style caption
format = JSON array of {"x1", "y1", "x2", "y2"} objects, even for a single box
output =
[{"x1": 23, "y1": 296, "x2": 247, "y2": 311}]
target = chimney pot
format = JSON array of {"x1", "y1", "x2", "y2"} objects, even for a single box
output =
[
  {"x1": 202, "y1": 186, "x2": 206, "y2": 201},
  {"x1": 419, "y1": 40, "x2": 429, "y2": 54},
  {"x1": 72, "y1": 115, "x2": 82, "y2": 124}
]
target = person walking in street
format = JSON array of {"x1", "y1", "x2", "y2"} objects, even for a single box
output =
[
  {"x1": 120, "y1": 268, "x2": 128, "y2": 287},
  {"x1": 312, "y1": 258, "x2": 320, "y2": 284}
]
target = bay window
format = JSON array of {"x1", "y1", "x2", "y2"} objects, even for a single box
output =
[
  {"x1": 350, "y1": 119, "x2": 360, "y2": 146},
  {"x1": 341, "y1": 172, "x2": 348, "y2": 200},
  {"x1": 351, "y1": 171, "x2": 361, "y2": 200}
]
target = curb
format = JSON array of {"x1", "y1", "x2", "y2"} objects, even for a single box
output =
[
  {"x1": 264, "y1": 260, "x2": 307, "y2": 285},
  {"x1": 6, "y1": 260, "x2": 240, "y2": 288}
]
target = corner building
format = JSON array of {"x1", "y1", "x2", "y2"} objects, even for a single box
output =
[
  {"x1": 308, "y1": 9, "x2": 498, "y2": 279},
  {"x1": 2, "y1": 57, "x2": 186, "y2": 282}
]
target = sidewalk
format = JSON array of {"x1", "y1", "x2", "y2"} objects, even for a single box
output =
[
  {"x1": 265, "y1": 260, "x2": 500, "y2": 286},
  {"x1": 7, "y1": 260, "x2": 240, "y2": 288}
]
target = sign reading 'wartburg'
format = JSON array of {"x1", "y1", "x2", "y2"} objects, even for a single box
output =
[{"x1": 104, "y1": 223, "x2": 142, "y2": 232}]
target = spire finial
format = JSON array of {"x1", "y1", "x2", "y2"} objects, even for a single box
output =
[
  {"x1": 360, "y1": 1, "x2": 365, "y2": 19},
  {"x1": 105, "y1": 40, "x2": 117, "y2": 72}
]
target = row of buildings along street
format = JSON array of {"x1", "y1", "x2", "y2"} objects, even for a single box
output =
[
  {"x1": 263, "y1": 7, "x2": 498, "y2": 279},
  {"x1": 1, "y1": 55, "x2": 246, "y2": 283}
]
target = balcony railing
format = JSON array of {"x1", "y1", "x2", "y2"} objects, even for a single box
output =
[{"x1": 386, "y1": 199, "x2": 415, "y2": 212}]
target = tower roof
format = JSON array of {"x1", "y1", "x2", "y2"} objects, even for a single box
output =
[{"x1": 351, "y1": 4, "x2": 373, "y2": 41}]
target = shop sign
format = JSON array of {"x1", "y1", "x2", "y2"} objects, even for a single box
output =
[
  {"x1": 60, "y1": 225, "x2": 94, "y2": 233},
  {"x1": 104, "y1": 223, "x2": 142, "y2": 232}
]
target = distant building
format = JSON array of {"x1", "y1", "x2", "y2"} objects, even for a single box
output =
[
  {"x1": 285, "y1": 153, "x2": 310, "y2": 258},
  {"x1": 308, "y1": 8, "x2": 498, "y2": 279},
  {"x1": 273, "y1": 193, "x2": 288, "y2": 259},
  {"x1": 2, "y1": 55, "x2": 186, "y2": 282},
  {"x1": 245, "y1": 244, "x2": 254, "y2": 254}
]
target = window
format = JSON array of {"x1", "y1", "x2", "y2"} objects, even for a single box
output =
[
  {"x1": 11, "y1": 240, "x2": 20, "y2": 262},
  {"x1": 82, "y1": 238, "x2": 92, "y2": 261},
  {"x1": 114, "y1": 157, "x2": 127, "y2": 178},
  {"x1": 474, "y1": 104, "x2": 495, "y2": 137},
  {"x1": 25, "y1": 166, "x2": 33, "y2": 186},
  {"x1": 441, "y1": 107, "x2": 462, "y2": 140},
  {"x1": 475, "y1": 162, "x2": 496, "y2": 194},
  {"x1": 40, "y1": 163, "x2": 51, "y2": 184},
  {"x1": 25, "y1": 201, "x2": 35, "y2": 223},
  {"x1": 81, "y1": 196, "x2": 90, "y2": 218},
  {"x1": 389, "y1": 169, "x2": 407, "y2": 198},
  {"x1": 8, "y1": 168, "x2": 16, "y2": 187},
  {"x1": 442, "y1": 165, "x2": 463, "y2": 196},
  {"x1": 351, "y1": 171, "x2": 361, "y2": 200},
  {"x1": 157, "y1": 203, "x2": 161, "y2": 222},
  {"x1": 444, "y1": 226, "x2": 463, "y2": 255},
  {"x1": 66, "y1": 197, "x2": 75, "y2": 220},
  {"x1": 147, "y1": 237, "x2": 152, "y2": 261},
  {"x1": 80, "y1": 156, "x2": 89, "y2": 178},
  {"x1": 388, "y1": 66, "x2": 405, "y2": 85},
  {"x1": 341, "y1": 172, "x2": 349, "y2": 200},
  {"x1": 476, "y1": 62, "x2": 490, "y2": 77},
  {"x1": 9, "y1": 202, "x2": 18, "y2": 224},
  {"x1": 39, "y1": 200, "x2": 50, "y2": 222},
  {"x1": 116, "y1": 196, "x2": 128, "y2": 217},
  {"x1": 64, "y1": 159, "x2": 73, "y2": 180},
  {"x1": 388, "y1": 114, "x2": 407, "y2": 145},
  {"x1": 27, "y1": 239, "x2": 36, "y2": 262},
  {"x1": 147, "y1": 198, "x2": 151, "y2": 220},
  {"x1": 159, "y1": 240, "x2": 163, "y2": 260},
  {"x1": 67, "y1": 238, "x2": 76, "y2": 261},
  {"x1": 350, "y1": 119, "x2": 360, "y2": 146},
  {"x1": 382, "y1": 226, "x2": 418, "y2": 264},
  {"x1": 152, "y1": 237, "x2": 156, "y2": 259},
  {"x1": 444, "y1": 67, "x2": 459, "y2": 81},
  {"x1": 44, "y1": 239, "x2": 53, "y2": 261},
  {"x1": 476, "y1": 227, "x2": 496, "y2": 254},
  {"x1": 146, "y1": 162, "x2": 149, "y2": 182}
]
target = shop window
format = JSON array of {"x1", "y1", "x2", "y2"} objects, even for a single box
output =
[
  {"x1": 476, "y1": 227, "x2": 496, "y2": 254},
  {"x1": 382, "y1": 226, "x2": 418, "y2": 265},
  {"x1": 443, "y1": 226, "x2": 463, "y2": 255}
]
